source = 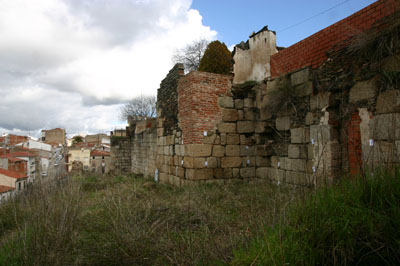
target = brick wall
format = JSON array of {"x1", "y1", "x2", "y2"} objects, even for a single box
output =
[
  {"x1": 270, "y1": 0, "x2": 399, "y2": 77},
  {"x1": 178, "y1": 71, "x2": 233, "y2": 144}
]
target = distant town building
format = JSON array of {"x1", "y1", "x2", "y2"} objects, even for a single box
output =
[
  {"x1": 0, "y1": 134, "x2": 28, "y2": 146},
  {"x1": 67, "y1": 146, "x2": 91, "y2": 172},
  {"x1": 90, "y1": 150, "x2": 111, "y2": 174},
  {"x1": 41, "y1": 128, "x2": 66, "y2": 146},
  {"x1": 0, "y1": 168, "x2": 28, "y2": 192}
]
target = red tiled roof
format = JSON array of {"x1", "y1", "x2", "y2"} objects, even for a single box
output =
[
  {"x1": 91, "y1": 150, "x2": 110, "y2": 156},
  {"x1": 9, "y1": 151, "x2": 36, "y2": 158},
  {"x1": 0, "y1": 185, "x2": 15, "y2": 194},
  {"x1": 0, "y1": 154, "x2": 24, "y2": 162},
  {"x1": 0, "y1": 168, "x2": 28, "y2": 179}
]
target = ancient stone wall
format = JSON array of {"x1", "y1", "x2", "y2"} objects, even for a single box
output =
[{"x1": 110, "y1": 137, "x2": 131, "y2": 173}]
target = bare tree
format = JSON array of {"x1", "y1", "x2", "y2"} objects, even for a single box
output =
[
  {"x1": 120, "y1": 95, "x2": 156, "y2": 122},
  {"x1": 172, "y1": 39, "x2": 209, "y2": 72}
]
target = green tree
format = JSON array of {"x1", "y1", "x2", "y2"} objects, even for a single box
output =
[
  {"x1": 72, "y1": 135, "x2": 83, "y2": 145},
  {"x1": 198, "y1": 40, "x2": 232, "y2": 74}
]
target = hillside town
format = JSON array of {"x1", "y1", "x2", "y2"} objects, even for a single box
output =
[{"x1": 0, "y1": 129, "x2": 111, "y2": 202}]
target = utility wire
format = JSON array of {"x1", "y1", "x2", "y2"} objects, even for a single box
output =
[{"x1": 278, "y1": 0, "x2": 352, "y2": 33}]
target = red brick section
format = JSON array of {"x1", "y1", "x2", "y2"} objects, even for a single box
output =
[
  {"x1": 348, "y1": 112, "x2": 363, "y2": 176},
  {"x1": 178, "y1": 71, "x2": 232, "y2": 144},
  {"x1": 271, "y1": 0, "x2": 399, "y2": 77}
]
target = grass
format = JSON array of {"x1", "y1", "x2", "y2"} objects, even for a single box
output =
[{"x1": 0, "y1": 170, "x2": 399, "y2": 265}]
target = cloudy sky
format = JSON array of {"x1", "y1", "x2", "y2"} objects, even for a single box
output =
[{"x1": 0, "y1": 0, "x2": 375, "y2": 137}]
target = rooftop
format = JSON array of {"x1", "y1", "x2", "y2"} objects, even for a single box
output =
[
  {"x1": 0, "y1": 185, "x2": 15, "y2": 194},
  {"x1": 91, "y1": 150, "x2": 110, "y2": 157},
  {"x1": 0, "y1": 168, "x2": 28, "y2": 179}
]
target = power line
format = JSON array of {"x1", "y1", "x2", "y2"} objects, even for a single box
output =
[{"x1": 278, "y1": 0, "x2": 352, "y2": 33}]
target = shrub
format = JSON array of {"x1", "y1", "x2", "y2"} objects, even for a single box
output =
[{"x1": 198, "y1": 40, "x2": 233, "y2": 75}]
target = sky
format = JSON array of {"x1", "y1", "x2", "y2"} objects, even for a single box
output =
[{"x1": 0, "y1": 0, "x2": 377, "y2": 138}]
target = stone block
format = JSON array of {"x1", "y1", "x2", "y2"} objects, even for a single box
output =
[
  {"x1": 276, "y1": 116, "x2": 291, "y2": 131},
  {"x1": 226, "y1": 134, "x2": 240, "y2": 145},
  {"x1": 244, "y1": 108, "x2": 256, "y2": 120},
  {"x1": 185, "y1": 144, "x2": 212, "y2": 157},
  {"x1": 271, "y1": 156, "x2": 280, "y2": 168},
  {"x1": 288, "y1": 144, "x2": 307, "y2": 159},
  {"x1": 306, "y1": 160, "x2": 314, "y2": 174},
  {"x1": 376, "y1": 90, "x2": 400, "y2": 114},
  {"x1": 244, "y1": 98, "x2": 254, "y2": 108},
  {"x1": 206, "y1": 157, "x2": 218, "y2": 168},
  {"x1": 305, "y1": 112, "x2": 317, "y2": 125},
  {"x1": 242, "y1": 157, "x2": 255, "y2": 167},
  {"x1": 223, "y1": 168, "x2": 233, "y2": 178},
  {"x1": 185, "y1": 169, "x2": 214, "y2": 180},
  {"x1": 218, "y1": 96, "x2": 234, "y2": 108},
  {"x1": 183, "y1": 157, "x2": 194, "y2": 168},
  {"x1": 256, "y1": 145, "x2": 273, "y2": 156},
  {"x1": 221, "y1": 157, "x2": 242, "y2": 168},
  {"x1": 166, "y1": 135, "x2": 174, "y2": 145},
  {"x1": 307, "y1": 144, "x2": 314, "y2": 159},
  {"x1": 291, "y1": 68, "x2": 310, "y2": 86},
  {"x1": 240, "y1": 135, "x2": 246, "y2": 145},
  {"x1": 157, "y1": 128, "x2": 164, "y2": 136},
  {"x1": 310, "y1": 125, "x2": 336, "y2": 143},
  {"x1": 218, "y1": 123, "x2": 236, "y2": 133},
  {"x1": 349, "y1": 78, "x2": 378, "y2": 103},
  {"x1": 240, "y1": 145, "x2": 256, "y2": 156},
  {"x1": 240, "y1": 168, "x2": 256, "y2": 178},
  {"x1": 237, "y1": 110, "x2": 244, "y2": 120},
  {"x1": 295, "y1": 81, "x2": 313, "y2": 97},
  {"x1": 226, "y1": 145, "x2": 240, "y2": 156},
  {"x1": 237, "y1": 121, "x2": 255, "y2": 133},
  {"x1": 203, "y1": 134, "x2": 216, "y2": 144},
  {"x1": 232, "y1": 168, "x2": 240, "y2": 178},
  {"x1": 255, "y1": 122, "x2": 269, "y2": 133},
  {"x1": 235, "y1": 99, "x2": 244, "y2": 109},
  {"x1": 285, "y1": 171, "x2": 310, "y2": 186},
  {"x1": 371, "y1": 113, "x2": 400, "y2": 140},
  {"x1": 159, "y1": 173, "x2": 169, "y2": 184},
  {"x1": 381, "y1": 54, "x2": 400, "y2": 72},
  {"x1": 213, "y1": 168, "x2": 224, "y2": 179},
  {"x1": 222, "y1": 109, "x2": 239, "y2": 122},
  {"x1": 291, "y1": 127, "x2": 310, "y2": 143},
  {"x1": 213, "y1": 145, "x2": 225, "y2": 157},
  {"x1": 220, "y1": 133, "x2": 227, "y2": 145},
  {"x1": 193, "y1": 157, "x2": 206, "y2": 168},
  {"x1": 256, "y1": 167, "x2": 273, "y2": 179},
  {"x1": 256, "y1": 156, "x2": 271, "y2": 167},
  {"x1": 310, "y1": 92, "x2": 332, "y2": 111},
  {"x1": 176, "y1": 167, "x2": 185, "y2": 178}
]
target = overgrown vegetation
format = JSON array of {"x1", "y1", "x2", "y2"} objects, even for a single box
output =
[
  {"x1": 198, "y1": 40, "x2": 233, "y2": 75},
  {"x1": 1, "y1": 170, "x2": 399, "y2": 265}
]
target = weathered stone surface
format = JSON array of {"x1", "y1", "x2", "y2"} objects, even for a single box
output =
[
  {"x1": 240, "y1": 168, "x2": 255, "y2": 178},
  {"x1": 291, "y1": 68, "x2": 310, "y2": 86},
  {"x1": 221, "y1": 157, "x2": 242, "y2": 168},
  {"x1": 237, "y1": 121, "x2": 255, "y2": 133},
  {"x1": 295, "y1": 81, "x2": 313, "y2": 97},
  {"x1": 271, "y1": 156, "x2": 280, "y2": 168},
  {"x1": 291, "y1": 127, "x2": 310, "y2": 143},
  {"x1": 212, "y1": 145, "x2": 225, "y2": 157},
  {"x1": 288, "y1": 144, "x2": 307, "y2": 159},
  {"x1": 185, "y1": 144, "x2": 212, "y2": 157},
  {"x1": 240, "y1": 145, "x2": 256, "y2": 156},
  {"x1": 207, "y1": 157, "x2": 218, "y2": 168},
  {"x1": 305, "y1": 112, "x2": 317, "y2": 125},
  {"x1": 232, "y1": 168, "x2": 240, "y2": 178},
  {"x1": 256, "y1": 145, "x2": 273, "y2": 156},
  {"x1": 281, "y1": 158, "x2": 307, "y2": 172},
  {"x1": 183, "y1": 157, "x2": 194, "y2": 168},
  {"x1": 244, "y1": 108, "x2": 256, "y2": 120},
  {"x1": 226, "y1": 134, "x2": 240, "y2": 145},
  {"x1": 218, "y1": 96, "x2": 234, "y2": 108},
  {"x1": 276, "y1": 116, "x2": 291, "y2": 131},
  {"x1": 285, "y1": 171, "x2": 310, "y2": 185},
  {"x1": 255, "y1": 122, "x2": 269, "y2": 133},
  {"x1": 213, "y1": 168, "x2": 224, "y2": 179},
  {"x1": 223, "y1": 168, "x2": 233, "y2": 178},
  {"x1": 185, "y1": 169, "x2": 214, "y2": 180},
  {"x1": 349, "y1": 78, "x2": 378, "y2": 103},
  {"x1": 203, "y1": 134, "x2": 216, "y2": 144},
  {"x1": 307, "y1": 144, "x2": 314, "y2": 159},
  {"x1": 310, "y1": 125, "x2": 336, "y2": 143},
  {"x1": 244, "y1": 98, "x2": 254, "y2": 108},
  {"x1": 256, "y1": 167, "x2": 273, "y2": 178},
  {"x1": 376, "y1": 90, "x2": 400, "y2": 114},
  {"x1": 256, "y1": 156, "x2": 271, "y2": 167},
  {"x1": 310, "y1": 92, "x2": 332, "y2": 111},
  {"x1": 235, "y1": 99, "x2": 244, "y2": 109},
  {"x1": 226, "y1": 145, "x2": 240, "y2": 156},
  {"x1": 193, "y1": 157, "x2": 206, "y2": 168},
  {"x1": 371, "y1": 113, "x2": 400, "y2": 140},
  {"x1": 381, "y1": 55, "x2": 400, "y2": 72},
  {"x1": 243, "y1": 157, "x2": 255, "y2": 167},
  {"x1": 222, "y1": 109, "x2": 239, "y2": 122},
  {"x1": 238, "y1": 110, "x2": 244, "y2": 120},
  {"x1": 218, "y1": 123, "x2": 236, "y2": 133}
]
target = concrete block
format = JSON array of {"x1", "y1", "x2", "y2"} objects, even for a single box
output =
[
  {"x1": 222, "y1": 109, "x2": 239, "y2": 122},
  {"x1": 276, "y1": 116, "x2": 291, "y2": 131},
  {"x1": 291, "y1": 68, "x2": 310, "y2": 86},
  {"x1": 310, "y1": 92, "x2": 332, "y2": 111},
  {"x1": 218, "y1": 123, "x2": 236, "y2": 133},
  {"x1": 371, "y1": 113, "x2": 400, "y2": 140},
  {"x1": 235, "y1": 99, "x2": 244, "y2": 109},
  {"x1": 218, "y1": 96, "x2": 234, "y2": 108},
  {"x1": 376, "y1": 90, "x2": 400, "y2": 114},
  {"x1": 240, "y1": 168, "x2": 256, "y2": 178},
  {"x1": 288, "y1": 144, "x2": 307, "y2": 159},
  {"x1": 295, "y1": 81, "x2": 313, "y2": 97},
  {"x1": 185, "y1": 144, "x2": 212, "y2": 157},
  {"x1": 221, "y1": 157, "x2": 242, "y2": 168},
  {"x1": 291, "y1": 127, "x2": 310, "y2": 143},
  {"x1": 256, "y1": 156, "x2": 271, "y2": 167},
  {"x1": 349, "y1": 78, "x2": 378, "y2": 103},
  {"x1": 226, "y1": 145, "x2": 240, "y2": 156},
  {"x1": 212, "y1": 145, "x2": 225, "y2": 157},
  {"x1": 185, "y1": 169, "x2": 214, "y2": 180},
  {"x1": 237, "y1": 121, "x2": 255, "y2": 133},
  {"x1": 226, "y1": 134, "x2": 240, "y2": 145},
  {"x1": 244, "y1": 98, "x2": 254, "y2": 108},
  {"x1": 240, "y1": 145, "x2": 256, "y2": 156}
]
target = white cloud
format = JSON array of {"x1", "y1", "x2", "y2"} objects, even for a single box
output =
[{"x1": 0, "y1": 0, "x2": 216, "y2": 136}]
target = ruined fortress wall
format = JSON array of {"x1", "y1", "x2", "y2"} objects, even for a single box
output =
[
  {"x1": 271, "y1": 0, "x2": 398, "y2": 77},
  {"x1": 111, "y1": 138, "x2": 131, "y2": 173}
]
